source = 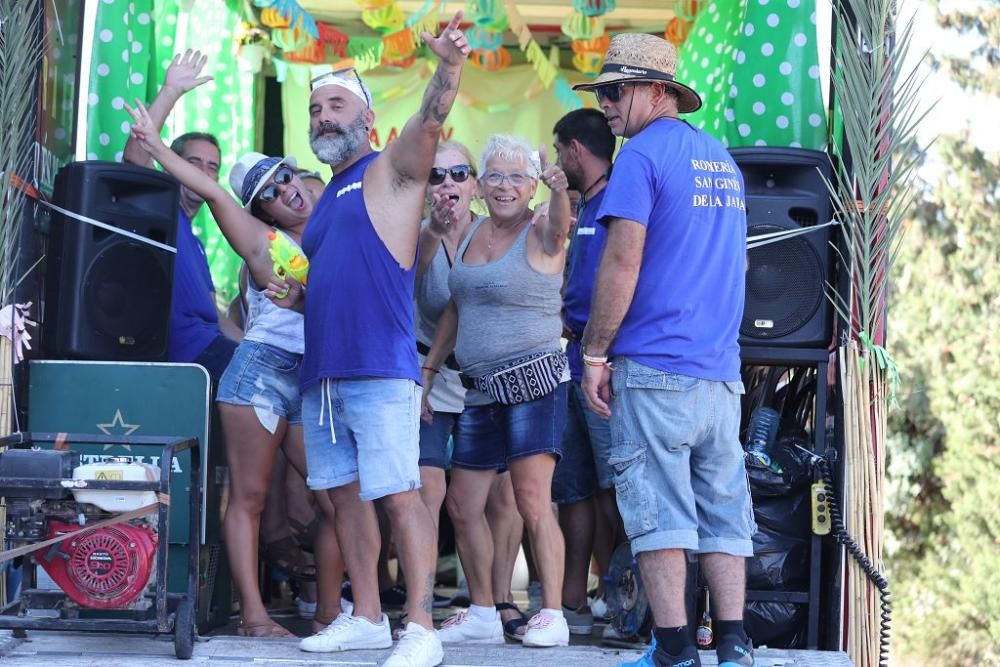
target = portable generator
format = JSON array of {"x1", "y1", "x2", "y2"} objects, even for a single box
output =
[{"x1": 0, "y1": 433, "x2": 200, "y2": 660}]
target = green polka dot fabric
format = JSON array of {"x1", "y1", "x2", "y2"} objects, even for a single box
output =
[
  {"x1": 676, "y1": 0, "x2": 748, "y2": 138},
  {"x1": 86, "y1": 0, "x2": 254, "y2": 301},
  {"x1": 677, "y1": 0, "x2": 827, "y2": 150},
  {"x1": 85, "y1": 0, "x2": 159, "y2": 162}
]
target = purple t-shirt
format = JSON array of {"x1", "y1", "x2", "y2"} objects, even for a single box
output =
[
  {"x1": 563, "y1": 188, "x2": 608, "y2": 382},
  {"x1": 596, "y1": 118, "x2": 746, "y2": 382},
  {"x1": 168, "y1": 211, "x2": 220, "y2": 363}
]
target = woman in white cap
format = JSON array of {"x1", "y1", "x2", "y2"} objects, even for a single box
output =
[{"x1": 127, "y1": 101, "x2": 346, "y2": 638}]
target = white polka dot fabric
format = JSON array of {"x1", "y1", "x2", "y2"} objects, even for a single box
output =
[{"x1": 675, "y1": 0, "x2": 827, "y2": 150}]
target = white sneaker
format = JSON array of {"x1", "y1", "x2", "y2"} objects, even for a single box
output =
[
  {"x1": 522, "y1": 611, "x2": 570, "y2": 648},
  {"x1": 299, "y1": 612, "x2": 392, "y2": 653},
  {"x1": 341, "y1": 597, "x2": 354, "y2": 615},
  {"x1": 590, "y1": 595, "x2": 610, "y2": 621},
  {"x1": 436, "y1": 609, "x2": 504, "y2": 644},
  {"x1": 296, "y1": 596, "x2": 317, "y2": 620},
  {"x1": 383, "y1": 622, "x2": 444, "y2": 667}
]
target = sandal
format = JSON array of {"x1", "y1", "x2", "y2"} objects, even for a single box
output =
[
  {"x1": 237, "y1": 619, "x2": 296, "y2": 638},
  {"x1": 496, "y1": 602, "x2": 528, "y2": 641},
  {"x1": 261, "y1": 535, "x2": 317, "y2": 581}
]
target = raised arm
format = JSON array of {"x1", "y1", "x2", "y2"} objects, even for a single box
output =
[
  {"x1": 535, "y1": 145, "x2": 572, "y2": 256},
  {"x1": 384, "y1": 12, "x2": 470, "y2": 184},
  {"x1": 122, "y1": 50, "x2": 212, "y2": 168},
  {"x1": 417, "y1": 195, "x2": 458, "y2": 276},
  {"x1": 125, "y1": 101, "x2": 271, "y2": 274}
]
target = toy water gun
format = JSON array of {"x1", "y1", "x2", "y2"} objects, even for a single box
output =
[{"x1": 268, "y1": 230, "x2": 309, "y2": 298}]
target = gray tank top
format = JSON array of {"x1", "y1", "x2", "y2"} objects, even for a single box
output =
[{"x1": 448, "y1": 217, "x2": 564, "y2": 379}]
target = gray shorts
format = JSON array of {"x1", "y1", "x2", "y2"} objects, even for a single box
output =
[{"x1": 609, "y1": 357, "x2": 756, "y2": 557}]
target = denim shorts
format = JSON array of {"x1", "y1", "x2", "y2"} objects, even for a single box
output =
[
  {"x1": 552, "y1": 381, "x2": 615, "y2": 504},
  {"x1": 609, "y1": 357, "x2": 756, "y2": 557},
  {"x1": 451, "y1": 382, "x2": 568, "y2": 470},
  {"x1": 302, "y1": 378, "x2": 421, "y2": 501},
  {"x1": 216, "y1": 340, "x2": 303, "y2": 430},
  {"x1": 419, "y1": 411, "x2": 456, "y2": 469}
]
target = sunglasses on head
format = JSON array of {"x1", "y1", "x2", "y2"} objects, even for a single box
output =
[
  {"x1": 594, "y1": 81, "x2": 648, "y2": 104},
  {"x1": 257, "y1": 166, "x2": 296, "y2": 204},
  {"x1": 428, "y1": 164, "x2": 472, "y2": 185}
]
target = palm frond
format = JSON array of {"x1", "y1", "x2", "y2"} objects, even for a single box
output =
[{"x1": 0, "y1": 0, "x2": 45, "y2": 306}]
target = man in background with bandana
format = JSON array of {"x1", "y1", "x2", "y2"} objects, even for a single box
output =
[{"x1": 267, "y1": 12, "x2": 470, "y2": 667}]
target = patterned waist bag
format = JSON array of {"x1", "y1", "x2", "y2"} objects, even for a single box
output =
[{"x1": 461, "y1": 351, "x2": 567, "y2": 405}]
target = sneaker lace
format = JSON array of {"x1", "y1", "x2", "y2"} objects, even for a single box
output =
[
  {"x1": 527, "y1": 613, "x2": 553, "y2": 630},
  {"x1": 317, "y1": 613, "x2": 357, "y2": 636},
  {"x1": 393, "y1": 626, "x2": 430, "y2": 658},
  {"x1": 440, "y1": 610, "x2": 469, "y2": 628}
]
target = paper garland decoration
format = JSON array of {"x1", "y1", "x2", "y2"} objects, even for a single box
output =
[
  {"x1": 563, "y1": 0, "x2": 613, "y2": 75},
  {"x1": 504, "y1": 0, "x2": 582, "y2": 110},
  {"x1": 465, "y1": 0, "x2": 510, "y2": 72}
]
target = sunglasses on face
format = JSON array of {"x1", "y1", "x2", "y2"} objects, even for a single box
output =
[
  {"x1": 428, "y1": 164, "x2": 473, "y2": 185},
  {"x1": 257, "y1": 166, "x2": 296, "y2": 204},
  {"x1": 482, "y1": 171, "x2": 534, "y2": 188},
  {"x1": 594, "y1": 82, "x2": 648, "y2": 104}
]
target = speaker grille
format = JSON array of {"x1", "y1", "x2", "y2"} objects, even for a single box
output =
[
  {"x1": 741, "y1": 223, "x2": 824, "y2": 340},
  {"x1": 83, "y1": 241, "x2": 171, "y2": 348}
]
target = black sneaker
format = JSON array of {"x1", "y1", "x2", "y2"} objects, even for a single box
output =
[
  {"x1": 651, "y1": 644, "x2": 701, "y2": 667},
  {"x1": 716, "y1": 634, "x2": 758, "y2": 667},
  {"x1": 340, "y1": 582, "x2": 408, "y2": 610}
]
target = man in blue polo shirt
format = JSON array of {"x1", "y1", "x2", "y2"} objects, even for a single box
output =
[
  {"x1": 550, "y1": 108, "x2": 623, "y2": 638},
  {"x1": 576, "y1": 34, "x2": 757, "y2": 667},
  {"x1": 122, "y1": 49, "x2": 242, "y2": 379}
]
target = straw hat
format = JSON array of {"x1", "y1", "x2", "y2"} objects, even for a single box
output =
[
  {"x1": 229, "y1": 152, "x2": 298, "y2": 208},
  {"x1": 573, "y1": 33, "x2": 702, "y2": 114}
]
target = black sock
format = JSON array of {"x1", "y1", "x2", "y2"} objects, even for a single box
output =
[
  {"x1": 715, "y1": 619, "x2": 749, "y2": 644},
  {"x1": 653, "y1": 626, "x2": 692, "y2": 656}
]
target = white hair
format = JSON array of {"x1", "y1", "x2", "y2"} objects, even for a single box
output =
[{"x1": 478, "y1": 134, "x2": 540, "y2": 177}]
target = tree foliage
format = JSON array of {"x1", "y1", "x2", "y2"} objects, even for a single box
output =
[{"x1": 887, "y1": 2, "x2": 1000, "y2": 663}]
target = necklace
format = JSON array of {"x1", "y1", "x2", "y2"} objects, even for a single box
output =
[
  {"x1": 579, "y1": 172, "x2": 608, "y2": 214},
  {"x1": 487, "y1": 213, "x2": 528, "y2": 251}
]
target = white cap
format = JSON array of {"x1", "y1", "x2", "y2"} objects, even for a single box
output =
[{"x1": 310, "y1": 69, "x2": 372, "y2": 108}]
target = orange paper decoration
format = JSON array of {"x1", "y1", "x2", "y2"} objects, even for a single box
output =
[
  {"x1": 674, "y1": 0, "x2": 703, "y2": 22},
  {"x1": 664, "y1": 17, "x2": 691, "y2": 46},
  {"x1": 354, "y1": 0, "x2": 395, "y2": 9},
  {"x1": 383, "y1": 29, "x2": 416, "y2": 62},
  {"x1": 470, "y1": 47, "x2": 511, "y2": 72},
  {"x1": 571, "y1": 35, "x2": 610, "y2": 55},
  {"x1": 572, "y1": 50, "x2": 604, "y2": 75}
]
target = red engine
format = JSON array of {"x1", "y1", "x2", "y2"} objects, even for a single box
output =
[{"x1": 38, "y1": 520, "x2": 158, "y2": 609}]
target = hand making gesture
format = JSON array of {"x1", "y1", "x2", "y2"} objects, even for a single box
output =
[
  {"x1": 163, "y1": 49, "x2": 213, "y2": 95},
  {"x1": 422, "y1": 10, "x2": 471, "y2": 67},
  {"x1": 123, "y1": 99, "x2": 166, "y2": 155}
]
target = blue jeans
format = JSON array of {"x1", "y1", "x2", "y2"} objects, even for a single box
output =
[
  {"x1": 451, "y1": 382, "x2": 568, "y2": 470},
  {"x1": 217, "y1": 341, "x2": 303, "y2": 429},
  {"x1": 302, "y1": 378, "x2": 421, "y2": 501},
  {"x1": 419, "y1": 411, "x2": 456, "y2": 469},
  {"x1": 552, "y1": 381, "x2": 615, "y2": 504},
  {"x1": 610, "y1": 357, "x2": 756, "y2": 557}
]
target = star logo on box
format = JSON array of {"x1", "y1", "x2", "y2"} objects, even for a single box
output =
[{"x1": 96, "y1": 409, "x2": 140, "y2": 450}]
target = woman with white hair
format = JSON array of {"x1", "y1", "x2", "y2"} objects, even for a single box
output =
[{"x1": 423, "y1": 134, "x2": 573, "y2": 648}]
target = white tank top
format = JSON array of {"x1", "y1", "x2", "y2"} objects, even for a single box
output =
[{"x1": 242, "y1": 230, "x2": 305, "y2": 354}]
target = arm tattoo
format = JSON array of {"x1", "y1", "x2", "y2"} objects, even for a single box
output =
[{"x1": 419, "y1": 68, "x2": 455, "y2": 125}]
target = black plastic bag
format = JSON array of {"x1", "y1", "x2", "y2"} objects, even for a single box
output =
[
  {"x1": 747, "y1": 524, "x2": 810, "y2": 591},
  {"x1": 745, "y1": 600, "x2": 806, "y2": 648}
]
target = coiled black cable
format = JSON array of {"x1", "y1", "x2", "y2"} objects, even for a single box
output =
[{"x1": 816, "y1": 456, "x2": 892, "y2": 667}]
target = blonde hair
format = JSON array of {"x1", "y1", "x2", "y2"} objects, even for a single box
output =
[
  {"x1": 479, "y1": 134, "x2": 539, "y2": 178},
  {"x1": 437, "y1": 140, "x2": 477, "y2": 176}
]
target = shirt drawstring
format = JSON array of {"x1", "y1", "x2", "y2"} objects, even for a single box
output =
[{"x1": 318, "y1": 378, "x2": 336, "y2": 443}]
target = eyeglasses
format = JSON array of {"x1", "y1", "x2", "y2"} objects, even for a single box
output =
[
  {"x1": 482, "y1": 171, "x2": 535, "y2": 188},
  {"x1": 593, "y1": 82, "x2": 648, "y2": 104},
  {"x1": 257, "y1": 166, "x2": 296, "y2": 204},
  {"x1": 428, "y1": 165, "x2": 473, "y2": 185}
]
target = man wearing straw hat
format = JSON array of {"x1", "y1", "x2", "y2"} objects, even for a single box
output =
[
  {"x1": 266, "y1": 11, "x2": 470, "y2": 667},
  {"x1": 576, "y1": 33, "x2": 756, "y2": 667}
]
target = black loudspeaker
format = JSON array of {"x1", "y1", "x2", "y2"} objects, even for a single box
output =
[
  {"x1": 44, "y1": 161, "x2": 179, "y2": 361},
  {"x1": 729, "y1": 148, "x2": 834, "y2": 351}
]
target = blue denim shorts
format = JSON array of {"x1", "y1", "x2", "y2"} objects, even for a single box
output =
[
  {"x1": 302, "y1": 378, "x2": 421, "y2": 501},
  {"x1": 451, "y1": 382, "x2": 568, "y2": 470},
  {"x1": 216, "y1": 340, "x2": 303, "y2": 428},
  {"x1": 552, "y1": 381, "x2": 615, "y2": 504},
  {"x1": 609, "y1": 357, "x2": 756, "y2": 557},
  {"x1": 419, "y1": 411, "x2": 456, "y2": 469}
]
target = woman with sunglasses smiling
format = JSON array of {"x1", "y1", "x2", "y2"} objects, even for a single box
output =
[
  {"x1": 414, "y1": 141, "x2": 526, "y2": 641},
  {"x1": 127, "y1": 100, "x2": 347, "y2": 639},
  {"x1": 422, "y1": 134, "x2": 573, "y2": 648}
]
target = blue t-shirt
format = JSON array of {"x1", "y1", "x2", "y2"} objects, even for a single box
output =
[
  {"x1": 563, "y1": 188, "x2": 608, "y2": 382},
  {"x1": 168, "y1": 211, "x2": 220, "y2": 363},
  {"x1": 299, "y1": 152, "x2": 421, "y2": 391},
  {"x1": 596, "y1": 118, "x2": 746, "y2": 382}
]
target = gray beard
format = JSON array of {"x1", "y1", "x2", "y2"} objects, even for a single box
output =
[{"x1": 310, "y1": 116, "x2": 368, "y2": 166}]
